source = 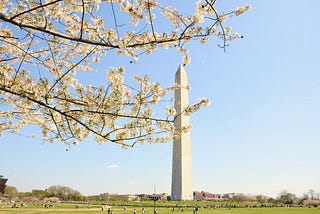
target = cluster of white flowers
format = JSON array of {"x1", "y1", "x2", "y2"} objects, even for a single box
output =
[
  {"x1": 184, "y1": 97, "x2": 211, "y2": 115},
  {"x1": 234, "y1": 4, "x2": 252, "y2": 16},
  {"x1": 165, "y1": 106, "x2": 176, "y2": 117},
  {"x1": 0, "y1": 0, "x2": 250, "y2": 147}
]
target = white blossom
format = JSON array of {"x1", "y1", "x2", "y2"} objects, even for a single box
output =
[
  {"x1": 234, "y1": 4, "x2": 252, "y2": 16},
  {"x1": 182, "y1": 55, "x2": 191, "y2": 65},
  {"x1": 165, "y1": 106, "x2": 176, "y2": 116}
]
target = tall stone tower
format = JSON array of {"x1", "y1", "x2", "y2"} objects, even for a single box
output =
[{"x1": 171, "y1": 65, "x2": 193, "y2": 201}]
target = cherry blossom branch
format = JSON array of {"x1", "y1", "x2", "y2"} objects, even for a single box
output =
[
  {"x1": 0, "y1": 85, "x2": 153, "y2": 147},
  {"x1": 0, "y1": 1, "x2": 250, "y2": 147},
  {"x1": 9, "y1": 0, "x2": 62, "y2": 21}
]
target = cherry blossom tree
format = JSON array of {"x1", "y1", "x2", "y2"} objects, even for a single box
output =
[{"x1": 0, "y1": 0, "x2": 250, "y2": 148}]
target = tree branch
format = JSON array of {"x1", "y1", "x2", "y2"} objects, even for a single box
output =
[{"x1": 9, "y1": 0, "x2": 62, "y2": 21}]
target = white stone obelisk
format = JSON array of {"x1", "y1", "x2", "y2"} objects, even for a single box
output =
[{"x1": 171, "y1": 65, "x2": 193, "y2": 201}]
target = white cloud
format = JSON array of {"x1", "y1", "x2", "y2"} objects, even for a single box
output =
[{"x1": 106, "y1": 164, "x2": 120, "y2": 169}]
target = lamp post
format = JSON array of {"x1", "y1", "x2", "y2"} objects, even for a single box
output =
[
  {"x1": 153, "y1": 196, "x2": 156, "y2": 214},
  {"x1": 153, "y1": 185, "x2": 157, "y2": 214}
]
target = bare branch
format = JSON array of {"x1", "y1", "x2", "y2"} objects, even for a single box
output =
[
  {"x1": 79, "y1": 0, "x2": 85, "y2": 39},
  {"x1": 147, "y1": 0, "x2": 157, "y2": 42}
]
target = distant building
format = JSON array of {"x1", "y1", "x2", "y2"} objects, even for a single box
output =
[
  {"x1": 21, "y1": 196, "x2": 39, "y2": 202},
  {"x1": 99, "y1": 193, "x2": 110, "y2": 201},
  {"x1": 43, "y1": 197, "x2": 60, "y2": 203},
  {"x1": 0, "y1": 176, "x2": 8, "y2": 194},
  {"x1": 147, "y1": 193, "x2": 169, "y2": 201},
  {"x1": 98, "y1": 193, "x2": 141, "y2": 201},
  {"x1": 193, "y1": 191, "x2": 216, "y2": 201},
  {"x1": 299, "y1": 199, "x2": 320, "y2": 207},
  {"x1": 128, "y1": 195, "x2": 141, "y2": 201},
  {"x1": 193, "y1": 191, "x2": 267, "y2": 201}
]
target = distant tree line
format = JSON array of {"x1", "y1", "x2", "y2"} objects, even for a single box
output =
[
  {"x1": 1, "y1": 185, "x2": 320, "y2": 206},
  {"x1": 237, "y1": 189, "x2": 320, "y2": 206},
  {"x1": 1, "y1": 185, "x2": 85, "y2": 202},
  {"x1": 46, "y1": 185, "x2": 84, "y2": 201}
]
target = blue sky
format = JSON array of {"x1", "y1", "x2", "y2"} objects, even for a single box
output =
[{"x1": 1, "y1": 0, "x2": 320, "y2": 198}]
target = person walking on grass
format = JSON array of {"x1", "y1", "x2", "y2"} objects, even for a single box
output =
[{"x1": 195, "y1": 206, "x2": 199, "y2": 214}]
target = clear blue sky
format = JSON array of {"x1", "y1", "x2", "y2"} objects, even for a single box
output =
[{"x1": 1, "y1": 0, "x2": 320, "y2": 198}]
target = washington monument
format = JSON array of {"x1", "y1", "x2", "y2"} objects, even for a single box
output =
[{"x1": 171, "y1": 65, "x2": 193, "y2": 201}]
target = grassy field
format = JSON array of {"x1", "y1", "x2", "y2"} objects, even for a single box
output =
[{"x1": 1, "y1": 206, "x2": 320, "y2": 214}]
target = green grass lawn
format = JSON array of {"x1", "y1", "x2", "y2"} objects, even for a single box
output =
[{"x1": 1, "y1": 206, "x2": 320, "y2": 214}]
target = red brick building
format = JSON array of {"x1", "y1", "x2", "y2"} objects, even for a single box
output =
[{"x1": 0, "y1": 176, "x2": 8, "y2": 194}]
